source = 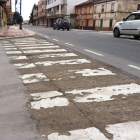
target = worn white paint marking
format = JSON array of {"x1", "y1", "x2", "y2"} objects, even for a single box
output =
[
  {"x1": 85, "y1": 49, "x2": 104, "y2": 56},
  {"x1": 53, "y1": 39, "x2": 59, "y2": 41},
  {"x1": 23, "y1": 49, "x2": 67, "y2": 54},
  {"x1": 14, "y1": 63, "x2": 36, "y2": 69},
  {"x1": 65, "y1": 43, "x2": 74, "y2": 46},
  {"x1": 66, "y1": 83, "x2": 140, "y2": 103},
  {"x1": 6, "y1": 51, "x2": 22, "y2": 54},
  {"x1": 20, "y1": 46, "x2": 59, "y2": 50},
  {"x1": 30, "y1": 91, "x2": 69, "y2": 109},
  {"x1": 35, "y1": 59, "x2": 91, "y2": 67},
  {"x1": 106, "y1": 121, "x2": 140, "y2": 140},
  {"x1": 128, "y1": 65, "x2": 140, "y2": 70},
  {"x1": 125, "y1": 39, "x2": 140, "y2": 43},
  {"x1": 14, "y1": 43, "x2": 31, "y2": 45},
  {"x1": 48, "y1": 127, "x2": 108, "y2": 140},
  {"x1": 4, "y1": 44, "x2": 13, "y2": 46},
  {"x1": 37, "y1": 42, "x2": 50, "y2": 44},
  {"x1": 19, "y1": 73, "x2": 49, "y2": 84},
  {"x1": 5, "y1": 48, "x2": 17, "y2": 51},
  {"x1": 3, "y1": 46, "x2": 15, "y2": 48},
  {"x1": 2, "y1": 41, "x2": 10, "y2": 43},
  {"x1": 16, "y1": 40, "x2": 37, "y2": 43},
  {"x1": 68, "y1": 68, "x2": 116, "y2": 76},
  {"x1": 31, "y1": 97, "x2": 69, "y2": 110},
  {"x1": 45, "y1": 36, "x2": 49, "y2": 38},
  {"x1": 31, "y1": 91, "x2": 63, "y2": 100},
  {"x1": 38, "y1": 53, "x2": 78, "y2": 58},
  {"x1": 15, "y1": 44, "x2": 53, "y2": 47},
  {"x1": 8, "y1": 56, "x2": 28, "y2": 60}
]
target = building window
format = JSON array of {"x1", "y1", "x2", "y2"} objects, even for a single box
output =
[
  {"x1": 94, "y1": 6, "x2": 97, "y2": 13},
  {"x1": 89, "y1": 7, "x2": 92, "y2": 13},
  {"x1": 86, "y1": 20, "x2": 89, "y2": 26},
  {"x1": 109, "y1": 19, "x2": 113, "y2": 28},
  {"x1": 82, "y1": 21, "x2": 84, "y2": 26},
  {"x1": 102, "y1": 5, "x2": 105, "y2": 12},
  {"x1": 111, "y1": 3, "x2": 114, "y2": 11},
  {"x1": 81, "y1": 8, "x2": 82, "y2": 14},
  {"x1": 85, "y1": 7, "x2": 87, "y2": 13},
  {"x1": 2, "y1": 10, "x2": 3, "y2": 19}
]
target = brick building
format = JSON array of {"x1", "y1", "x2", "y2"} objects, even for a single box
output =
[
  {"x1": 38, "y1": 0, "x2": 47, "y2": 26},
  {"x1": 75, "y1": 1, "x2": 94, "y2": 30}
]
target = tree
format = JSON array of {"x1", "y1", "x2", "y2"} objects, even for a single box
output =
[
  {"x1": 29, "y1": 4, "x2": 36, "y2": 24},
  {"x1": 13, "y1": 12, "x2": 21, "y2": 24}
]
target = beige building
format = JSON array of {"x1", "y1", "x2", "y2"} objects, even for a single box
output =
[{"x1": 93, "y1": 0, "x2": 140, "y2": 31}]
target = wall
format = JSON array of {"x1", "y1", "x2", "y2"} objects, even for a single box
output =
[
  {"x1": 117, "y1": 0, "x2": 140, "y2": 22},
  {"x1": 93, "y1": 0, "x2": 118, "y2": 31},
  {"x1": 67, "y1": 0, "x2": 88, "y2": 15},
  {"x1": 76, "y1": 2, "x2": 94, "y2": 29}
]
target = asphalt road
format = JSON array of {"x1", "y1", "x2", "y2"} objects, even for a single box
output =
[{"x1": 24, "y1": 25, "x2": 140, "y2": 78}]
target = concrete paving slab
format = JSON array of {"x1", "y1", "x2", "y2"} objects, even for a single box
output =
[{"x1": 0, "y1": 42, "x2": 42, "y2": 140}]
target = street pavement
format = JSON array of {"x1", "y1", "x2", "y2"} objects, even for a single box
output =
[
  {"x1": 1, "y1": 34, "x2": 140, "y2": 140},
  {"x1": 0, "y1": 25, "x2": 35, "y2": 38},
  {"x1": 24, "y1": 25, "x2": 140, "y2": 78},
  {"x1": 0, "y1": 41, "x2": 42, "y2": 140}
]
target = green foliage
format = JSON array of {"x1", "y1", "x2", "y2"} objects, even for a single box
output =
[
  {"x1": 29, "y1": 4, "x2": 36, "y2": 24},
  {"x1": 13, "y1": 12, "x2": 21, "y2": 24}
]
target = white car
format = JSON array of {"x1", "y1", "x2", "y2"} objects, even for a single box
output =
[{"x1": 113, "y1": 11, "x2": 140, "y2": 39}]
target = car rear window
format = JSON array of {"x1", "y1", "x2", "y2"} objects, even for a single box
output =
[{"x1": 62, "y1": 19, "x2": 69, "y2": 22}]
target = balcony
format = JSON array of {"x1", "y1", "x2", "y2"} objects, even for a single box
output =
[
  {"x1": 47, "y1": 0, "x2": 67, "y2": 9},
  {"x1": 47, "y1": 10, "x2": 64, "y2": 17}
]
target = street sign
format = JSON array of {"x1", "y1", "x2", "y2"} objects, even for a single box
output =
[
  {"x1": 98, "y1": 13, "x2": 101, "y2": 17},
  {"x1": 79, "y1": 14, "x2": 82, "y2": 19}
]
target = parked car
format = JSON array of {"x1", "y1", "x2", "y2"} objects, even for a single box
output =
[
  {"x1": 113, "y1": 11, "x2": 140, "y2": 39},
  {"x1": 54, "y1": 18, "x2": 70, "y2": 31}
]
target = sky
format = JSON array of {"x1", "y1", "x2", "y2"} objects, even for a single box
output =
[{"x1": 12, "y1": 0, "x2": 39, "y2": 20}]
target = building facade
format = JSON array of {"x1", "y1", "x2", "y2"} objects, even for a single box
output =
[
  {"x1": 0, "y1": 0, "x2": 11, "y2": 27},
  {"x1": 75, "y1": 1, "x2": 94, "y2": 30},
  {"x1": 93, "y1": 0, "x2": 140, "y2": 31},
  {"x1": 38, "y1": 0, "x2": 47, "y2": 26},
  {"x1": 33, "y1": 4, "x2": 38, "y2": 26},
  {"x1": 46, "y1": 0, "x2": 88, "y2": 27},
  {"x1": 7, "y1": 12, "x2": 14, "y2": 25}
]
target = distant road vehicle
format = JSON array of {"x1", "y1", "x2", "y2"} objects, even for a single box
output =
[
  {"x1": 113, "y1": 11, "x2": 140, "y2": 39},
  {"x1": 54, "y1": 18, "x2": 70, "y2": 31}
]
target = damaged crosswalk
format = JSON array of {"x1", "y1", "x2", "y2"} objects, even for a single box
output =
[{"x1": 2, "y1": 37, "x2": 140, "y2": 140}]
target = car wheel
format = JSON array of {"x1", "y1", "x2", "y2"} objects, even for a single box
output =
[
  {"x1": 63, "y1": 28, "x2": 64, "y2": 31},
  {"x1": 114, "y1": 28, "x2": 120, "y2": 37},
  {"x1": 134, "y1": 36, "x2": 140, "y2": 40},
  {"x1": 67, "y1": 28, "x2": 69, "y2": 31},
  {"x1": 54, "y1": 27, "x2": 55, "y2": 30}
]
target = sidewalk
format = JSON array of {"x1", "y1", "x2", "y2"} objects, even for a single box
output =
[{"x1": 0, "y1": 25, "x2": 35, "y2": 38}]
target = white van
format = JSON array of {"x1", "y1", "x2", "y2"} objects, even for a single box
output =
[{"x1": 113, "y1": 11, "x2": 140, "y2": 39}]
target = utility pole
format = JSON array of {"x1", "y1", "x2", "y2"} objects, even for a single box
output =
[
  {"x1": 20, "y1": 0, "x2": 22, "y2": 15},
  {"x1": 15, "y1": 0, "x2": 22, "y2": 15}
]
